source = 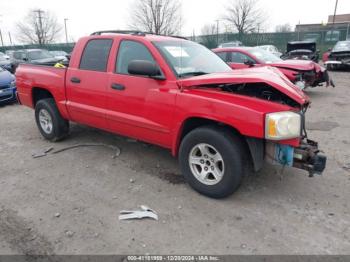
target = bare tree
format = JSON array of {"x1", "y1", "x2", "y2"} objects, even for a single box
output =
[
  {"x1": 129, "y1": 0, "x2": 182, "y2": 35},
  {"x1": 16, "y1": 9, "x2": 62, "y2": 45},
  {"x1": 200, "y1": 24, "x2": 218, "y2": 48},
  {"x1": 275, "y1": 23, "x2": 292, "y2": 33},
  {"x1": 224, "y1": 0, "x2": 266, "y2": 35}
]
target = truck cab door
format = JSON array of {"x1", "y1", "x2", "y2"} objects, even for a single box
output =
[
  {"x1": 106, "y1": 39, "x2": 176, "y2": 148},
  {"x1": 65, "y1": 39, "x2": 113, "y2": 129}
]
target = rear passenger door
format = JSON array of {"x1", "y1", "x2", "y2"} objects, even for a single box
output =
[{"x1": 66, "y1": 38, "x2": 113, "y2": 129}]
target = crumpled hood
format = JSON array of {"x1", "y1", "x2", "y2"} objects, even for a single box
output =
[
  {"x1": 267, "y1": 59, "x2": 316, "y2": 71},
  {"x1": 177, "y1": 67, "x2": 309, "y2": 106}
]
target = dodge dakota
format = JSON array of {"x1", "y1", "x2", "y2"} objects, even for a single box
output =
[{"x1": 16, "y1": 30, "x2": 327, "y2": 198}]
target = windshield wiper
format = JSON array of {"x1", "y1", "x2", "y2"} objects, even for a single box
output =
[{"x1": 178, "y1": 71, "x2": 209, "y2": 78}]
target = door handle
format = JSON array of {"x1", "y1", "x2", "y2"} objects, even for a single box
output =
[
  {"x1": 71, "y1": 77, "x2": 81, "y2": 83},
  {"x1": 111, "y1": 83, "x2": 125, "y2": 91}
]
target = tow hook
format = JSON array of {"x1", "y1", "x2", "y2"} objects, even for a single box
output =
[{"x1": 293, "y1": 139, "x2": 327, "y2": 177}]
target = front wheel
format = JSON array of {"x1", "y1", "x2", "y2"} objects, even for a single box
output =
[
  {"x1": 35, "y1": 98, "x2": 69, "y2": 142},
  {"x1": 179, "y1": 126, "x2": 244, "y2": 198}
]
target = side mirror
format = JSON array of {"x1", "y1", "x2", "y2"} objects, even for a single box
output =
[
  {"x1": 23, "y1": 57, "x2": 28, "y2": 61},
  {"x1": 244, "y1": 60, "x2": 255, "y2": 67},
  {"x1": 128, "y1": 60, "x2": 165, "y2": 80}
]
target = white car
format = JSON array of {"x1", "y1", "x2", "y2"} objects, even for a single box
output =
[
  {"x1": 256, "y1": 45, "x2": 282, "y2": 58},
  {"x1": 49, "y1": 50, "x2": 68, "y2": 62},
  {"x1": 0, "y1": 51, "x2": 10, "y2": 60}
]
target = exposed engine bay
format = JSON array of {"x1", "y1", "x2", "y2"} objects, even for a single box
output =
[{"x1": 199, "y1": 82, "x2": 301, "y2": 108}]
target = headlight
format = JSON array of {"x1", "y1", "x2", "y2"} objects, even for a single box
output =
[{"x1": 265, "y1": 112, "x2": 301, "y2": 140}]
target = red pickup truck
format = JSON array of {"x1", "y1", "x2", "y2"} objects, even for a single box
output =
[{"x1": 16, "y1": 31, "x2": 326, "y2": 198}]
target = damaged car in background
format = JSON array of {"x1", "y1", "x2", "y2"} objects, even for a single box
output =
[
  {"x1": 281, "y1": 41, "x2": 320, "y2": 63},
  {"x1": 325, "y1": 41, "x2": 350, "y2": 70},
  {"x1": 213, "y1": 46, "x2": 334, "y2": 90},
  {"x1": 16, "y1": 31, "x2": 327, "y2": 198}
]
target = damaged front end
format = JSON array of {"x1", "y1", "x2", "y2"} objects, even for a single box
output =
[
  {"x1": 178, "y1": 67, "x2": 327, "y2": 177},
  {"x1": 265, "y1": 109, "x2": 327, "y2": 177},
  {"x1": 266, "y1": 139, "x2": 327, "y2": 177},
  {"x1": 293, "y1": 67, "x2": 335, "y2": 89}
]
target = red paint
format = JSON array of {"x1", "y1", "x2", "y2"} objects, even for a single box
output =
[
  {"x1": 16, "y1": 34, "x2": 308, "y2": 156},
  {"x1": 213, "y1": 47, "x2": 326, "y2": 85}
]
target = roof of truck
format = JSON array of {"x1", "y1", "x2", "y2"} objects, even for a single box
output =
[{"x1": 89, "y1": 30, "x2": 188, "y2": 42}]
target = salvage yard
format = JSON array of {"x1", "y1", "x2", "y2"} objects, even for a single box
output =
[{"x1": 0, "y1": 71, "x2": 350, "y2": 255}]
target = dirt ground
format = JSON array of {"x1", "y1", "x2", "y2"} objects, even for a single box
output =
[{"x1": 0, "y1": 71, "x2": 349, "y2": 255}]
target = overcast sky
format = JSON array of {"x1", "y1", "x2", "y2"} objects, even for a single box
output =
[{"x1": 1, "y1": 0, "x2": 350, "y2": 45}]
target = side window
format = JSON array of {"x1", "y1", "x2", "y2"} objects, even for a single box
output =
[
  {"x1": 79, "y1": 39, "x2": 113, "y2": 72},
  {"x1": 216, "y1": 52, "x2": 227, "y2": 62},
  {"x1": 116, "y1": 40, "x2": 155, "y2": 74},
  {"x1": 229, "y1": 52, "x2": 254, "y2": 63},
  {"x1": 14, "y1": 52, "x2": 25, "y2": 60}
]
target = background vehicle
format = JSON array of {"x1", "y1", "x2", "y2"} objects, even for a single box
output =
[
  {"x1": 12, "y1": 49, "x2": 62, "y2": 65},
  {"x1": 281, "y1": 41, "x2": 320, "y2": 62},
  {"x1": 325, "y1": 41, "x2": 350, "y2": 70},
  {"x1": 0, "y1": 67, "x2": 16, "y2": 105},
  {"x1": 16, "y1": 31, "x2": 326, "y2": 198},
  {"x1": 0, "y1": 51, "x2": 10, "y2": 60},
  {"x1": 5, "y1": 50, "x2": 15, "y2": 59},
  {"x1": 213, "y1": 47, "x2": 333, "y2": 89},
  {"x1": 50, "y1": 50, "x2": 69, "y2": 61},
  {"x1": 0, "y1": 53, "x2": 14, "y2": 73},
  {"x1": 218, "y1": 41, "x2": 243, "y2": 48},
  {"x1": 256, "y1": 45, "x2": 282, "y2": 58}
]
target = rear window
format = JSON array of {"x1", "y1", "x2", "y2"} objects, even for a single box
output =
[{"x1": 79, "y1": 39, "x2": 113, "y2": 72}]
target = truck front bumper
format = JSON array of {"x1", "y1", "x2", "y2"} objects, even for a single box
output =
[{"x1": 266, "y1": 139, "x2": 327, "y2": 177}]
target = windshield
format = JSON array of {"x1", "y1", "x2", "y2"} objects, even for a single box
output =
[
  {"x1": 333, "y1": 41, "x2": 350, "y2": 52},
  {"x1": 28, "y1": 50, "x2": 54, "y2": 60},
  {"x1": 247, "y1": 48, "x2": 282, "y2": 63},
  {"x1": 153, "y1": 40, "x2": 232, "y2": 78}
]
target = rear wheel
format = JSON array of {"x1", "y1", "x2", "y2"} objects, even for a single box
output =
[
  {"x1": 35, "y1": 98, "x2": 69, "y2": 142},
  {"x1": 179, "y1": 126, "x2": 244, "y2": 198}
]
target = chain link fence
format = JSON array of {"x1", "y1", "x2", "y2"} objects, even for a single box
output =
[
  {"x1": 1, "y1": 27, "x2": 349, "y2": 55},
  {"x1": 194, "y1": 28, "x2": 350, "y2": 53},
  {"x1": 0, "y1": 43, "x2": 75, "y2": 53}
]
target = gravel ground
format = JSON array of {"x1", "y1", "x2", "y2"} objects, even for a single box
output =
[{"x1": 0, "y1": 71, "x2": 349, "y2": 255}]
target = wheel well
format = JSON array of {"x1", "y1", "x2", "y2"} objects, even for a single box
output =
[
  {"x1": 32, "y1": 88, "x2": 54, "y2": 106},
  {"x1": 180, "y1": 117, "x2": 241, "y2": 143},
  {"x1": 178, "y1": 117, "x2": 259, "y2": 172}
]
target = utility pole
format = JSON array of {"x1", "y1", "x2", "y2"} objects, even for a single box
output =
[
  {"x1": 33, "y1": 9, "x2": 44, "y2": 45},
  {"x1": 156, "y1": 4, "x2": 162, "y2": 35},
  {"x1": 0, "y1": 14, "x2": 3, "y2": 46},
  {"x1": 8, "y1": 32, "x2": 12, "y2": 45},
  {"x1": 0, "y1": 29, "x2": 3, "y2": 47},
  {"x1": 64, "y1": 18, "x2": 68, "y2": 44},
  {"x1": 216, "y1": 20, "x2": 219, "y2": 47},
  {"x1": 330, "y1": 0, "x2": 339, "y2": 42}
]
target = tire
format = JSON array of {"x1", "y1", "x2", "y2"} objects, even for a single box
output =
[
  {"x1": 35, "y1": 98, "x2": 69, "y2": 142},
  {"x1": 179, "y1": 126, "x2": 244, "y2": 199}
]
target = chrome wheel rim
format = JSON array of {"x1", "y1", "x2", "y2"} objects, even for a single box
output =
[
  {"x1": 189, "y1": 143, "x2": 225, "y2": 186},
  {"x1": 39, "y1": 109, "x2": 53, "y2": 134}
]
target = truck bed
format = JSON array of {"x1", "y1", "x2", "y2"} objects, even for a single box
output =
[{"x1": 15, "y1": 63, "x2": 67, "y2": 109}]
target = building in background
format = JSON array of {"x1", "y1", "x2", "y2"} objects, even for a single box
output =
[{"x1": 295, "y1": 14, "x2": 350, "y2": 42}]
